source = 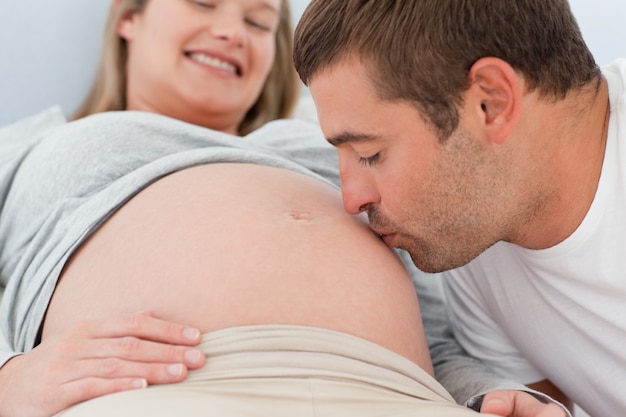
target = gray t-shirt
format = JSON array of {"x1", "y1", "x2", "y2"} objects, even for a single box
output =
[{"x1": 0, "y1": 109, "x2": 339, "y2": 357}]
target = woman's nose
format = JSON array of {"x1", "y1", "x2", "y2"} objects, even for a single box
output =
[{"x1": 210, "y1": 11, "x2": 246, "y2": 46}]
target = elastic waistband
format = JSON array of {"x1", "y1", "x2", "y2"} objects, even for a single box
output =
[{"x1": 190, "y1": 324, "x2": 453, "y2": 403}]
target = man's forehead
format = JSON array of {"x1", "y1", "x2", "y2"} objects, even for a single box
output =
[
  {"x1": 309, "y1": 55, "x2": 372, "y2": 88},
  {"x1": 309, "y1": 60, "x2": 377, "y2": 123}
]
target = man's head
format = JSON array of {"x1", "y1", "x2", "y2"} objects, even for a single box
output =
[
  {"x1": 293, "y1": 0, "x2": 602, "y2": 272},
  {"x1": 294, "y1": 0, "x2": 599, "y2": 141}
]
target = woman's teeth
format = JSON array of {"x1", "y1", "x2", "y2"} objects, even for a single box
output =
[{"x1": 188, "y1": 53, "x2": 238, "y2": 74}]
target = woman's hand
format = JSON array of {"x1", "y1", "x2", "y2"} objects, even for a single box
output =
[{"x1": 0, "y1": 311, "x2": 205, "y2": 417}]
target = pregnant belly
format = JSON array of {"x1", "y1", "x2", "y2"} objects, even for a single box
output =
[{"x1": 42, "y1": 163, "x2": 430, "y2": 367}]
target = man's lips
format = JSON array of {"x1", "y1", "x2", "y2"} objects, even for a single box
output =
[
  {"x1": 185, "y1": 51, "x2": 242, "y2": 76},
  {"x1": 371, "y1": 226, "x2": 398, "y2": 246},
  {"x1": 380, "y1": 233, "x2": 398, "y2": 246}
]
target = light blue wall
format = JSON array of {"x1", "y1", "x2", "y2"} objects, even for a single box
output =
[
  {"x1": 290, "y1": 0, "x2": 310, "y2": 23},
  {"x1": 0, "y1": 0, "x2": 110, "y2": 127},
  {"x1": 569, "y1": 0, "x2": 626, "y2": 65},
  {"x1": 1, "y1": 0, "x2": 624, "y2": 127}
]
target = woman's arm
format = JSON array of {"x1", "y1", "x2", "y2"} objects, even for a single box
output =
[{"x1": 0, "y1": 107, "x2": 67, "y2": 291}]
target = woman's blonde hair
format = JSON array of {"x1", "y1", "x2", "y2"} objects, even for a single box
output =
[{"x1": 73, "y1": 0, "x2": 299, "y2": 135}]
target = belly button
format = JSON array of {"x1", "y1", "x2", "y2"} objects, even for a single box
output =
[{"x1": 286, "y1": 210, "x2": 314, "y2": 222}]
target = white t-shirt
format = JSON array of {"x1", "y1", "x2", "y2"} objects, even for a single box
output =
[{"x1": 443, "y1": 59, "x2": 626, "y2": 417}]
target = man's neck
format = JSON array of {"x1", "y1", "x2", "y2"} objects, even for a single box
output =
[{"x1": 514, "y1": 78, "x2": 610, "y2": 249}]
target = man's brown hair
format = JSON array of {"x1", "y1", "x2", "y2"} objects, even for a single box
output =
[{"x1": 294, "y1": 0, "x2": 601, "y2": 140}]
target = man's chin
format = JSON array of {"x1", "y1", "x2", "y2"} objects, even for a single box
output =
[
  {"x1": 404, "y1": 245, "x2": 466, "y2": 274},
  {"x1": 411, "y1": 248, "x2": 486, "y2": 273}
]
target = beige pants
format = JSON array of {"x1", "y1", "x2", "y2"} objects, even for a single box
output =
[{"x1": 57, "y1": 325, "x2": 488, "y2": 416}]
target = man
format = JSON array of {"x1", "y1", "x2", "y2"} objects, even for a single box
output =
[{"x1": 293, "y1": 1, "x2": 624, "y2": 416}]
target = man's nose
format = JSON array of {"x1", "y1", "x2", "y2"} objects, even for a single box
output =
[{"x1": 339, "y1": 161, "x2": 380, "y2": 215}]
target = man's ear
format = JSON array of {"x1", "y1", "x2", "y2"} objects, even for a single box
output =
[{"x1": 466, "y1": 57, "x2": 522, "y2": 144}]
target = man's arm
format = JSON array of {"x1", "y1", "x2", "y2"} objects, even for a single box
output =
[{"x1": 397, "y1": 250, "x2": 571, "y2": 417}]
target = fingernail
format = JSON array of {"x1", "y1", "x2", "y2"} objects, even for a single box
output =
[
  {"x1": 185, "y1": 348, "x2": 203, "y2": 365},
  {"x1": 183, "y1": 328, "x2": 200, "y2": 341},
  {"x1": 132, "y1": 378, "x2": 148, "y2": 389},
  {"x1": 167, "y1": 363, "x2": 184, "y2": 377}
]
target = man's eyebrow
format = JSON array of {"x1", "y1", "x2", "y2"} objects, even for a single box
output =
[{"x1": 326, "y1": 131, "x2": 380, "y2": 147}]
